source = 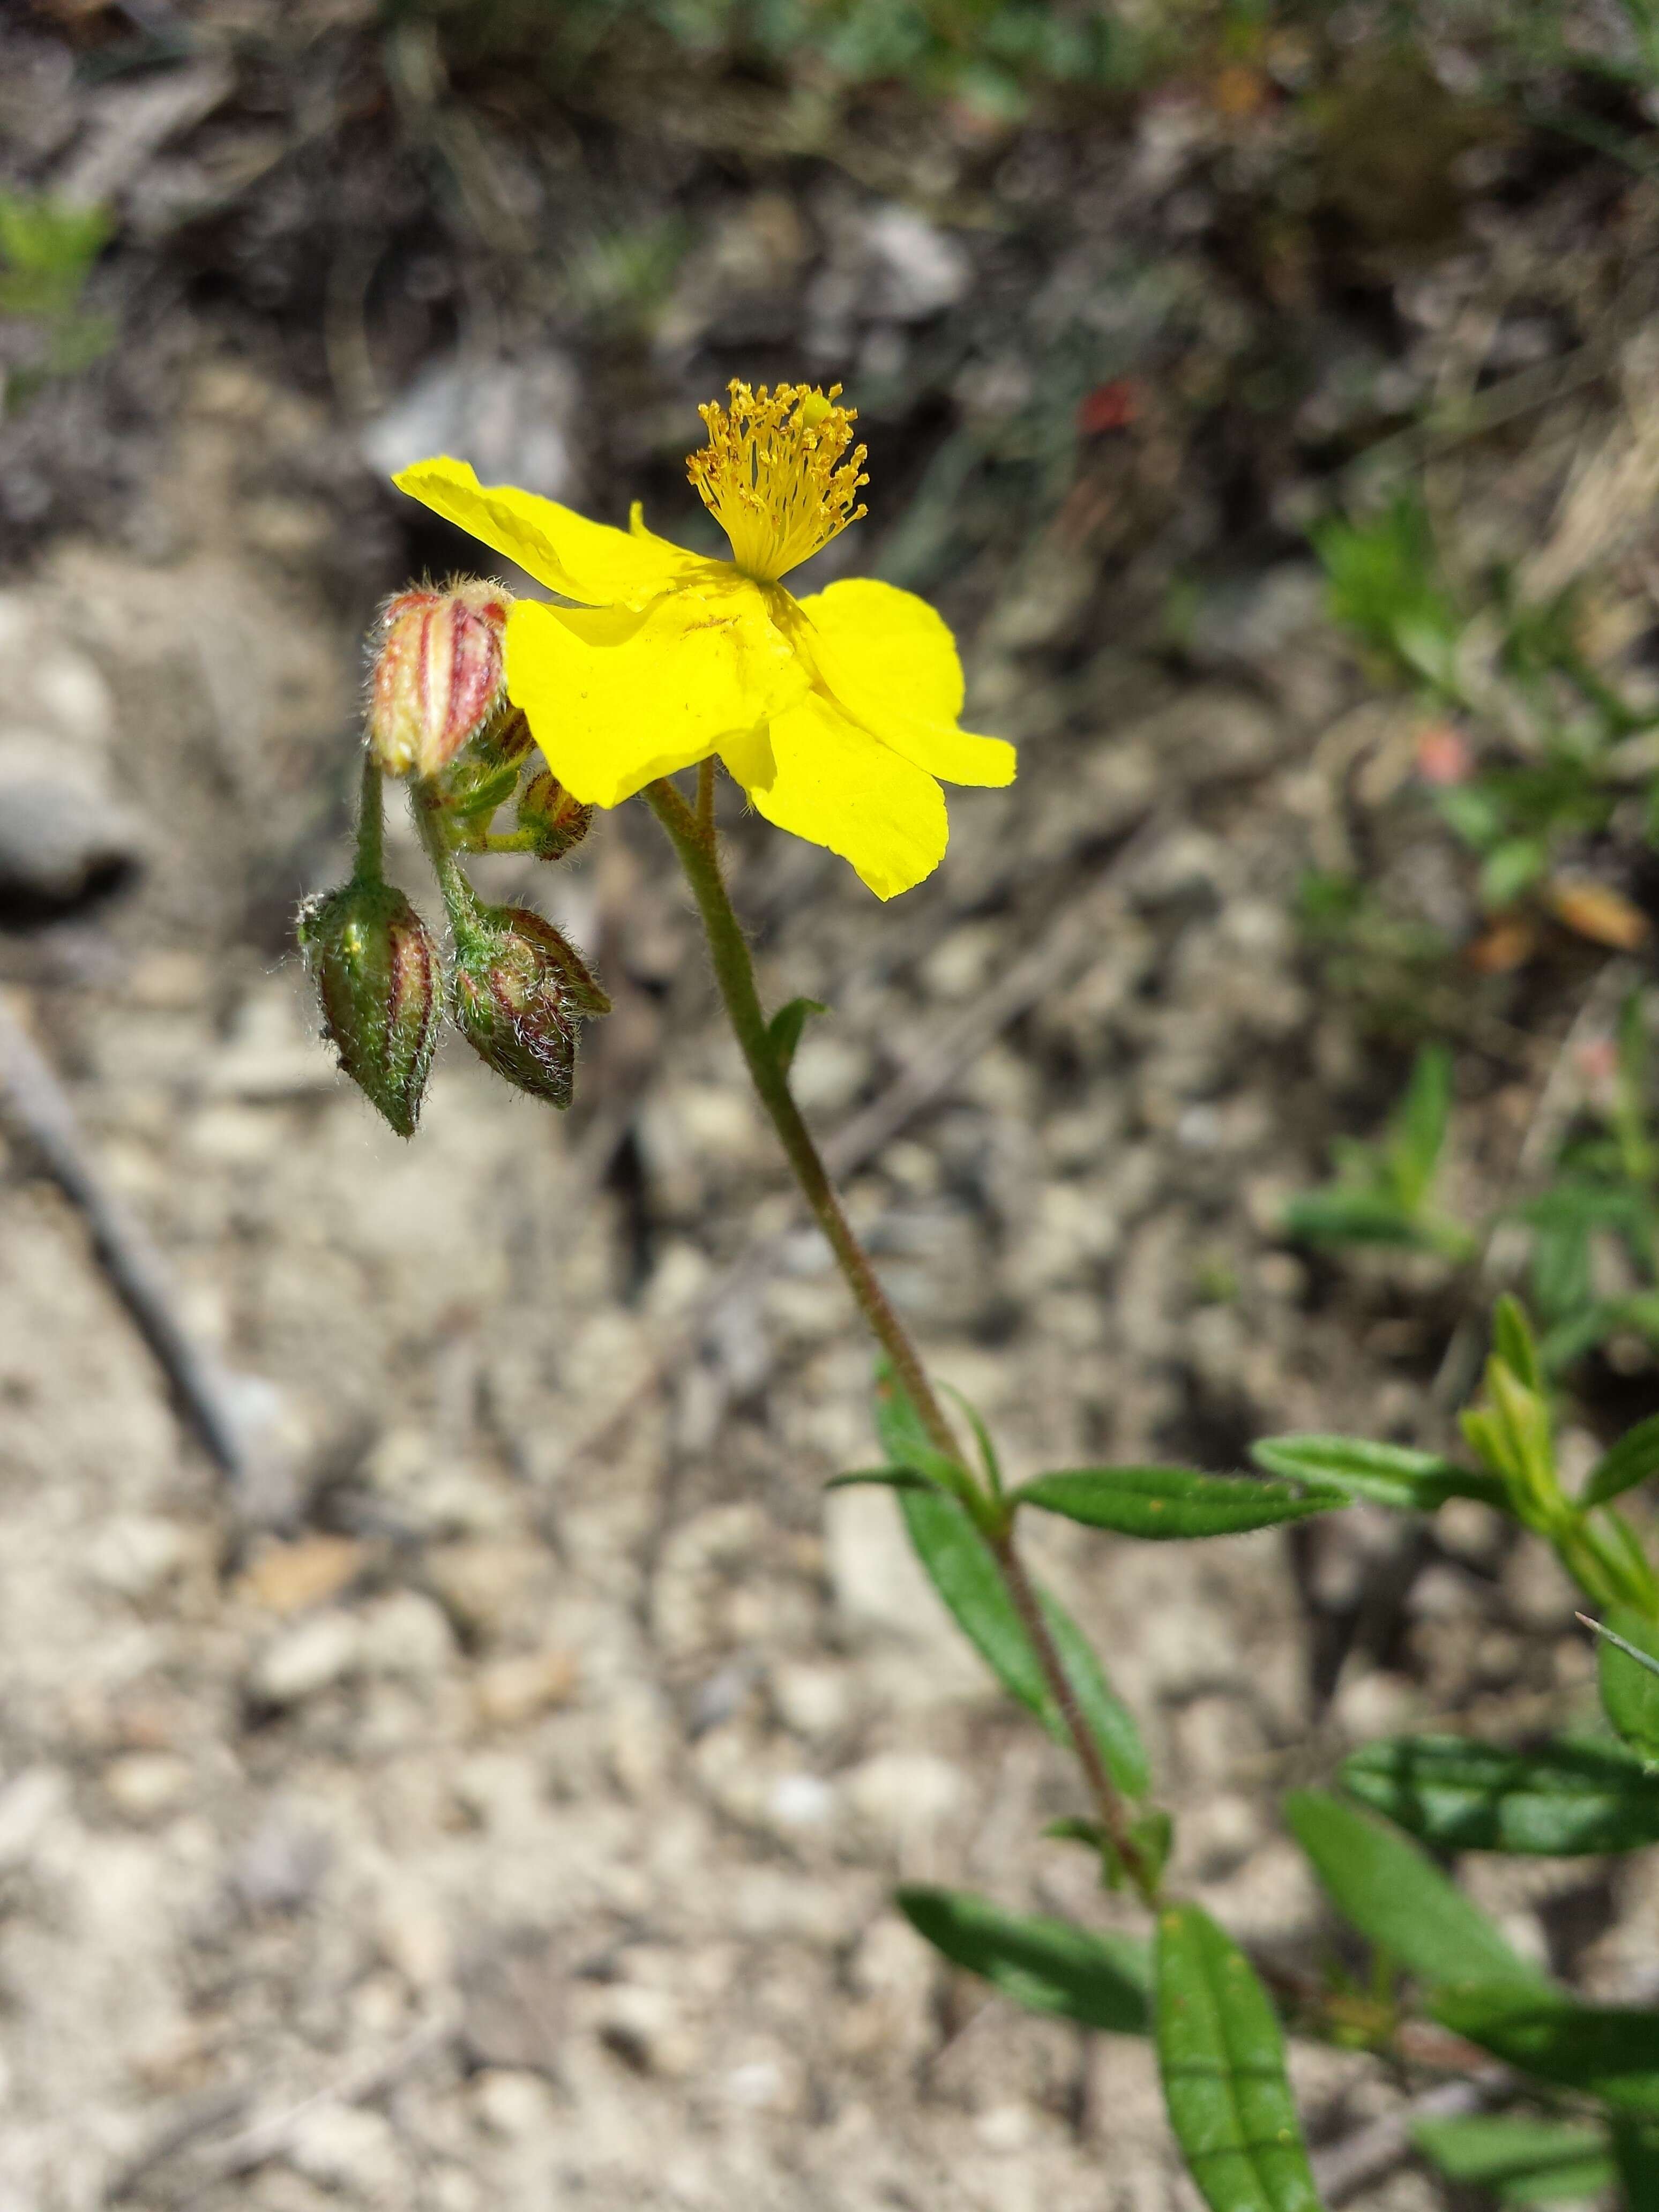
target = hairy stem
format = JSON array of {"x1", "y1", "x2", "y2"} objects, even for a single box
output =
[
  {"x1": 355, "y1": 751, "x2": 385, "y2": 880},
  {"x1": 646, "y1": 772, "x2": 1156, "y2": 1901},
  {"x1": 647, "y1": 776, "x2": 952, "y2": 1455},
  {"x1": 991, "y1": 1526, "x2": 1156, "y2": 1901}
]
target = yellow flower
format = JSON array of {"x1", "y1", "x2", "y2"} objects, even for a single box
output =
[{"x1": 393, "y1": 380, "x2": 1015, "y2": 899}]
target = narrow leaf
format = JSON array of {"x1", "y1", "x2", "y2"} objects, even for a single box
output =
[
  {"x1": 1393, "y1": 1044, "x2": 1453, "y2": 1206},
  {"x1": 1282, "y1": 1187, "x2": 1421, "y2": 1249},
  {"x1": 768, "y1": 995, "x2": 826, "y2": 1077},
  {"x1": 1040, "y1": 1589, "x2": 1151, "y2": 1799},
  {"x1": 1250, "y1": 1434, "x2": 1504, "y2": 1512},
  {"x1": 825, "y1": 1467, "x2": 938, "y2": 1494},
  {"x1": 1155, "y1": 1903, "x2": 1322, "y2": 2212},
  {"x1": 1433, "y1": 1986, "x2": 1659, "y2": 2117},
  {"x1": 1611, "y1": 2118, "x2": 1659, "y2": 2210},
  {"x1": 1286, "y1": 1790, "x2": 1542, "y2": 1989},
  {"x1": 1595, "y1": 1607, "x2": 1659, "y2": 1762},
  {"x1": 1342, "y1": 1735, "x2": 1659, "y2": 1854},
  {"x1": 872, "y1": 1363, "x2": 975, "y2": 1500},
  {"x1": 898, "y1": 1885, "x2": 1149, "y2": 2035},
  {"x1": 898, "y1": 1488, "x2": 1147, "y2": 1798},
  {"x1": 1583, "y1": 1413, "x2": 1659, "y2": 1507},
  {"x1": 1413, "y1": 2116, "x2": 1610, "y2": 2205},
  {"x1": 1492, "y1": 1296, "x2": 1544, "y2": 1395},
  {"x1": 1017, "y1": 1467, "x2": 1342, "y2": 1541}
]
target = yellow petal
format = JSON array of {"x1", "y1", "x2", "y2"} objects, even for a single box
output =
[
  {"x1": 505, "y1": 578, "x2": 809, "y2": 809},
  {"x1": 393, "y1": 458, "x2": 697, "y2": 608},
  {"x1": 736, "y1": 691, "x2": 947, "y2": 900},
  {"x1": 793, "y1": 577, "x2": 1017, "y2": 789}
]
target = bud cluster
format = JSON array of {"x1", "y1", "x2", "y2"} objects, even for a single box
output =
[{"x1": 300, "y1": 579, "x2": 610, "y2": 1133}]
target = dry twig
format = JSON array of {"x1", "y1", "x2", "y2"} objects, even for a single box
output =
[{"x1": 0, "y1": 990, "x2": 292, "y2": 1518}]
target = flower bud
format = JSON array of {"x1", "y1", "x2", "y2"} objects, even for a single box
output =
[
  {"x1": 297, "y1": 878, "x2": 443, "y2": 1136},
  {"x1": 450, "y1": 902, "x2": 609, "y2": 1110},
  {"x1": 516, "y1": 768, "x2": 594, "y2": 860},
  {"x1": 367, "y1": 580, "x2": 512, "y2": 781}
]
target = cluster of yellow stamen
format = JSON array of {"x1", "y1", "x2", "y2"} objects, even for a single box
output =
[{"x1": 687, "y1": 380, "x2": 869, "y2": 583}]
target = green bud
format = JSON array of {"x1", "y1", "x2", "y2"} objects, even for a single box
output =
[
  {"x1": 436, "y1": 707, "x2": 536, "y2": 826},
  {"x1": 297, "y1": 878, "x2": 443, "y2": 1136},
  {"x1": 516, "y1": 767, "x2": 594, "y2": 859},
  {"x1": 450, "y1": 902, "x2": 609, "y2": 1110}
]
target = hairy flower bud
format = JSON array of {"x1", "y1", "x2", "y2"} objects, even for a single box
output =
[
  {"x1": 516, "y1": 768, "x2": 594, "y2": 860},
  {"x1": 450, "y1": 902, "x2": 609, "y2": 1110},
  {"x1": 368, "y1": 580, "x2": 512, "y2": 781},
  {"x1": 297, "y1": 878, "x2": 442, "y2": 1135}
]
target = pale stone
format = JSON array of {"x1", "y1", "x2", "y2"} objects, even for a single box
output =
[
  {"x1": 249, "y1": 1611, "x2": 361, "y2": 1705},
  {"x1": 103, "y1": 1754, "x2": 192, "y2": 1821}
]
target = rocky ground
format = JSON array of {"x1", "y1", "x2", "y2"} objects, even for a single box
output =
[{"x1": 3, "y1": 6, "x2": 1658, "y2": 2209}]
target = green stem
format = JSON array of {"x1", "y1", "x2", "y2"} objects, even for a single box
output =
[
  {"x1": 645, "y1": 773, "x2": 1156, "y2": 1903},
  {"x1": 646, "y1": 776, "x2": 953, "y2": 1457},
  {"x1": 355, "y1": 751, "x2": 385, "y2": 880},
  {"x1": 411, "y1": 781, "x2": 484, "y2": 953}
]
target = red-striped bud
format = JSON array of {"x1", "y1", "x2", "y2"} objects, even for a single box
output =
[
  {"x1": 297, "y1": 878, "x2": 443, "y2": 1136},
  {"x1": 517, "y1": 768, "x2": 593, "y2": 860},
  {"x1": 368, "y1": 580, "x2": 511, "y2": 781},
  {"x1": 451, "y1": 902, "x2": 609, "y2": 1110}
]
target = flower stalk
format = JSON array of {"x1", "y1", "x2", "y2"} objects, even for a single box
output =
[{"x1": 646, "y1": 772, "x2": 1158, "y2": 1904}]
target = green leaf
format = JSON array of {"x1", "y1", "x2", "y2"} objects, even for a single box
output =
[
  {"x1": 872, "y1": 1362, "x2": 975, "y2": 1500},
  {"x1": 897, "y1": 1885, "x2": 1150, "y2": 2035},
  {"x1": 1611, "y1": 2118, "x2": 1659, "y2": 2210},
  {"x1": 1492, "y1": 1295, "x2": 1544, "y2": 1395},
  {"x1": 1155, "y1": 1902, "x2": 1322, "y2": 2212},
  {"x1": 1250, "y1": 1434, "x2": 1505, "y2": 1512},
  {"x1": 1040, "y1": 1587, "x2": 1152, "y2": 1799},
  {"x1": 1433, "y1": 1986, "x2": 1659, "y2": 2117},
  {"x1": 1596, "y1": 1607, "x2": 1659, "y2": 1761},
  {"x1": 1017, "y1": 1466, "x2": 1342, "y2": 1541},
  {"x1": 1412, "y1": 2115, "x2": 1611, "y2": 2204},
  {"x1": 898, "y1": 1486, "x2": 1148, "y2": 1798},
  {"x1": 1285, "y1": 1790, "x2": 1543, "y2": 1989},
  {"x1": 1281, "y1": 1186, "x2": 1421, "y2": 1249},
  {"x1": 1342, "y1": 1735, "x2": 1659, "y2": 1854},
  {"x1": 1480, "y1": 835, "x2": 1549, "y2": 911},
  {"x1": 767, "y1": 995, "x2": 826, "y2": 1077},
  {"x1": 941, "y1": 1382, "x2": 1004, "y2": 1494},
  {"x1": 825, "y1": 1467, "x2": 938, "y2": 1493},
  {"x1": 1496, "y1": 2155, "x2": 1617, "y2": 2205},
  {"x1": 1393, "y1": 1044, "x2": 1454, "y2": 1209},
  {"x1": 1583, "y1": 1413, "x2": 1659, "y2": 1507}
]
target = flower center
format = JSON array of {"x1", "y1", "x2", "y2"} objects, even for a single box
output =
[{"x1": 687, "y1": 380, "x2": 868, "y2": 584}]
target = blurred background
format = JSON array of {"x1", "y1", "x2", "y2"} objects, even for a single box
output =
[{"x1": 4, "y1": 2, "x2": 1659, "y2": 2205}]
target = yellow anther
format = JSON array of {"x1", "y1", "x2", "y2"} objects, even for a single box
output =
[{"x1": 686, "y1": 380, "x2": 868, "y2": 582}]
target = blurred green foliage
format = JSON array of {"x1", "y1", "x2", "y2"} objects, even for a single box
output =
[
  {"x1": 1314, "y1": 490, "x2": 1651, "y2": 922},
  {"x1": 0, "y1": 192, "x2": 114, "y2": 413}
]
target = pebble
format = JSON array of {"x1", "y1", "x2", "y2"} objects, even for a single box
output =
[
  {"x1": 85, "y1": 1515, "x2": 191, "y2": 1600},
  {"x1": 471, "y1": 2067, "x2": 557, "y2": 2139},
  {"x1": 103, "y1": 1753, "x2": 192, "y2": 1822},
  {"x1": 474, "y1": 1646, "x2": 580, "y2": 1729},
  {"x1": 425, "y1": 1541, "x2": 543, "y2": 1643},
  {"x1": 287, "y1": 2102, "x2": 403, "y2": 2198},
  {"x1": 359, "y1": 1590, "x2": 457, "y2": 1679},
  {"x1": 0, "y1": 1766, "x2": 68, "y2": 1871},
  {"x1": 240, "y1": 1534, "x2": 366, "y2": 1617},
  {"x1": 597, "y1": 1984, "x2": 700, "y2": 2079},
  {"x1": 248, "y1": 1611, "x2": 362, "y2": 1706},
  {"x1": 844, "y1": 1752, "x2": 967, "y2": 1848},
  {"x1": 0, "y1": 732, "x2": 145, "y2": 917}
]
